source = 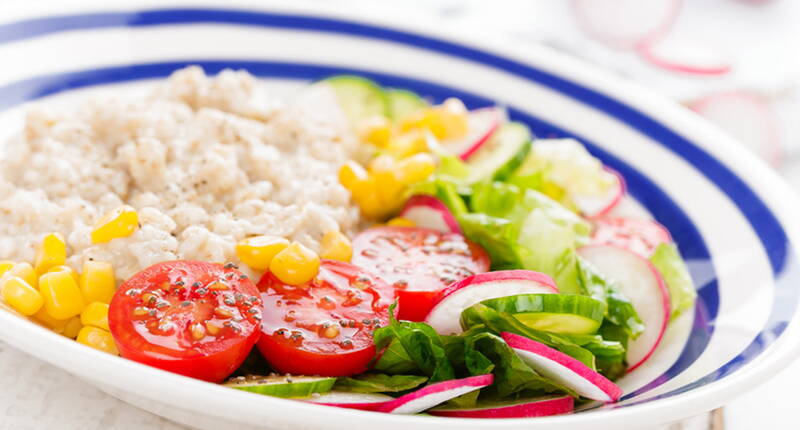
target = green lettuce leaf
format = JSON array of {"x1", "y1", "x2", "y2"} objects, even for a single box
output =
[
  {"x1": 650, "y1": 242, "x2": 696, "y2": 319},
  {"x1": 333, "y1": 373, "x2": 428, "y2": 393},
  {"x1": 577, "y1": 257, "x2": 644, "y2": 339}
]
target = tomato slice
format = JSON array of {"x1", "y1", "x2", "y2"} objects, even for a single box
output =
[
  {"x1": 256, "y1": 260, "x2": 395, "y2": 377},
  {"x1": 351, "y1": 226, "x2": 490, "y2": 321},
  {"x1": 108, "y1": 261, "x2": 262, "y2": 383},
  {"x1": 591, "y1": 217, "x2": 672, "y2": 258}
]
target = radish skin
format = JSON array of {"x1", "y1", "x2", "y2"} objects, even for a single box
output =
[
  {"x1": 425, "y1": 271, "x2": 558, "y2": 335},
  {"x1": 574, "y1": 168, "x2": 626, "y2": 218},
  {"x1": 376, "y1": 375, "x2": 493, "y2": 414},
  {"x1": 305, "y1": 392, "x2": 392, "y2": 411},
  {"x1": 571, "y1": 0, "x2": 682, "y2": 50},
  {"x1": 444, "y1": 107, "x2": 505, "y2": 161},
  {"x1": 502, "y1": 332, "x2": 623, "y2": 402},
  {"x1": 400, "y1": 195, "x2": 461, "y2": 234},
  {"x1": 429, "y1": 395, "x2": 574, "y2": 418}
]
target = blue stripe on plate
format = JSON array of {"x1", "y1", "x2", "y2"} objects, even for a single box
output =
[{"x1": 0, "y1": 7, "x2": 796, "y2": 400}]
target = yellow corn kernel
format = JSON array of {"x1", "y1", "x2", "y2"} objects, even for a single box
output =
[
  {"x1": 81, "y1": 301, "x2": 109, "y2": 331},
  {"x1": 395, "y1": 153, "x2": 437, "y2": 185},
  {"x1": 4, "y1": 262, "x2": 38, "y2": 288},
  {"x1": 269, "y1": 242, "x2": 321, "y2": 285},
  {"x1": 39, "y1": 270, "x2": 85, "y2": 320},
  {"x1": 79, "y1": 261, "x2": 116, "y2": 304},
  {"x1": 388, "y1": 131, "x2": 429, "y2": 158},
  {"x1": 61, "y1": 316, "x2": 82, "y2": 339},
  {"x1": 354, "y1": 191, "x2": 387, "y2": 219},
  {"x1": 1, "y1": 276, "x2": 44, "y2": 316},
  {"x1": 338, "y1": 160, "x2": 370, "y2": 191},
  {"x1": 369, "y1": 156, "x2": 405, "y2": 207},
  {"x1": 387, "y1": 217, "x2": 416, "y2": 228},
  {"x1": 235, "y1": 235, "x2": 290, "y2": 270},
  {"x1": 48, "y1": 265, "x2": 79, "y2": 284},
  {"x1": 368, "y1": 154, "x2": 396, "y2": 174},
  {"x1": 91, "y1": 205, "x2": 139, "y2": 244},
  {"x1": 319, "y1": 230, "x2": 352, "y2": 262},
  {"x1": 400, "y1": 99, "x2": 468, "y2": 140},
  {"x1": 33, "y1": 307, "x2": 70, "y2": 332},
  {"x1": 357, "y1": 115, "x2": 393, "y2": 147},
  {"x1": 0, "y1": 261, "x2": 15, "y2": 277},
  {"x1": 34, "y1": 233, "x2": 66, "y2": 274},
  {"x1": 76, "y1": 326, "x2": 118, "y2": 355}
]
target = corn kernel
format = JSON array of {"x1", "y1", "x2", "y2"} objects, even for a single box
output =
[
  {"x1": 357, "y1": 115, "x2": 392, "y2": 147},
  {"x1": 39, "y1": 270, "x2": 85, "y2": 319},
  {"x1": 33, "y1": 307, "x2": 70, "y2": 332},
  {"x1": 79, "y1": 261, "x2": 116, "y2": 304},
  {"x1": 354, "y1": 191, "x2": 387, "y2": 219},
  {"x1": 269, "y1": 242, "x2": 320, "y2": 285},
  {"x1": 81, "y1": 301, "x2": 109, "y2": 331},
  {"x1": 369, "y1": 156, "x2": 405, "y2": 208},
  {"x1": 387, "y1": 217, "x2": 416, "y2": 228},
  {"x1": 388, "y1": 130, "x2": 429, "y2": 158},
  {"x1": 338, "y1": 160, "x2": 369, "y2": 189},
  {"x1": 0, "y1": 261, "x2": 15, "y2": 278},
  {"x1": 48, "y1": 265, "x2": 79, "y2": 284},
  {"x1": 34, "y1": 233, "x2": 66, "y2": 274},
  {"x1": 236, "y1": 235, "x2": 290, "y2": 270},
  {"x1": 91, "y1": 205, "x2": 139, "y2": 244},
  {"x1": 1, "y1": 276, "x2": 44, "y2": 316},
  {"x1": 395, "y1": 153, "x2": 437, "y2": 185},
  {"x1": 62, "y1": 316, "x2": 82, "y2": 339},
  {"x1": 319, "y1": 230, "x2": 353, "y2": 262},
  {"x1": 400, "y1": 99, "x2": 468, "y2": 140},
  {"x1": 3, "y1": 262, "x2": 38, "y2": 288},
  {"x1": 76, "y1": 326, "x2": 118, "y2": 355}
]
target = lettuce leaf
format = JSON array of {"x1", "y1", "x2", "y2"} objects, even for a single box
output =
[
  {"x1": 577, "y1": 257, "x2": 644, "y2": 339},
  {"x1": 650, "y1": 242, "x2": 696, "y2": 319},
  {"x1": 333, "y1": 373, "x2": 428, "y2": 393}
]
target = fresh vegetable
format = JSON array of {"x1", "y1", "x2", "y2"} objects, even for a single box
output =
[
  {"x1": 651, "y1": 243, "x2": 696, "y2": 319},
  {"x1": 578, "y1": 245, "x2": 670, "y2": 371},
  {"x1": 572, "y1": 168, "x2": 626, "y2": 218},
  {"x1": 34, "y1": 233, "x2": 66, "y2": 274},
  {"x1": 333, "y1": 373, "x2": 428, "y2": 393},
  {"x1": 466, "y1": 122, "x2": 532, "y2": 184},
  {"x1": 268, "y1": 241, "x2": 321, "y2": 285},
  {"x1": 428, "y1": 395, "x2": 574, "y2": 418},
  {"x1": 476, "y1": 294, "x2": 606, "y2": 335},
  {"x1": 304, "y1": 391, "x2": 393, "y2": 411},
  {"x1": 424, "y1": 271, "x2": 558, "y2": 335},
  {"x1": 386, "y1": 89, "x2": 428, "y2": 121},
  {"x1": 91, "y1": 205, "x2": 138, "y2": 244},
  {"x1": 502, "y1": 332, "x2": 622, "y2": 402},
  {"x1": 444, "y1": 107, "x2": 505, "y2": 161},
  {"x1": 224, "y1": 375, "x2": 336, "y2": 398},
  {"x1": 321, "y1": 75, "x2": 388, "y2": 123},
  {"x1": 108, "y1": 261, "x2": 262, "y2": 382},
  {"x1": 571, "y1": 0, "x2": 680, "y2": 49},
  {"x1": 235, "y1": 235, "x2": 290, "y2": 271},
  {"x1": 352, "y1": 226, "x2": 490, "y2": 321},
  {"x1": 257, "y1": 260, "x2": 395, "y2": 377},
  {"x1": 1, "y1": 276, "x2": 43, "y2": 316},
  {"x1": 376, "y1": 374, "x2": 494, "y2": 414},
  {"x1": 639, "y1": 37, "x2": 732, "y2": 76},
  {"x1": 400, "y1": 194, "x2": 462, "y2": 234},
  {"x1": 591, "y1": 217, "x2": 671, "y2": 258},
  {"x1": 577, "y1": 257, "x2": 644, "y2": 340}
]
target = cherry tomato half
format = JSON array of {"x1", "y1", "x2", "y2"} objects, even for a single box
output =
[
  {"x1": 257, "y1": 260, "x2": 395, "y2": 377},
  {"x1": 108, "y1": 261, "x2": 262, "y2": 382},
  {"x1": 352, "y1": 226, "x2": 490, "y2": 321},
  {"x1": 592, "y1": 217, "x2": 672, "y2": 258}
]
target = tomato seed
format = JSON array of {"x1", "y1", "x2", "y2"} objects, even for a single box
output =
[
  {"x1": 205, "y1": 322, "x2": 221, "y2": 335},
  {"x1": 190, "y1": 323, "x2": 206, "y2": 340},
  {"x1": 132, "y1": 307, "x2": 148, "y2": 316},
  {"x1": 208, "y1": 281, "x2": 229, "y2": 290},
  {"x1": 215, "y1": 306, "x2": 234, "y2": 318}
]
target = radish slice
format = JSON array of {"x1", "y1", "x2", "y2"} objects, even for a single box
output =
[
  {"x1": 502, "y1": 332, "x2": 622, "y2": 402},
  {"x1": 573, "y1": 168, "x2": 626, "y2": 218},
  {"x1": 443, "y1": 107, "x2": 505, "y2": 161},
  {"x1": 400, "y1": 195, "x2": 461, "y2": 234},
  {"x1": 425, "y1": 271, "x2": 558, "y2": 335},
  {"x1": 305, "y1": 392, "x2": 392, "y2": 411},
  {"x1": 604, "y1": 196, "x2": 653, "y2": 220},
  {"x1": 428, "y1": 395, "x2": 574, "y2": 418},
  {"x1": 689, "y1": 92, "x2": 782, "y2": 166},
  {"x1": 639, "y1": 38, "x2": 732, "y2": 76},
  {"x1": 577, "y1": 245, "x2": 670, "y2": 371},
  {"x1": 376, "y1": 375, "x2": 494, "y2": 414},
  {"x1": 571, "y1": 0, "x2": 682, "y2": 50},
  {"x1": 591, "y1": 217, "x2": 671, "y2": 258}
]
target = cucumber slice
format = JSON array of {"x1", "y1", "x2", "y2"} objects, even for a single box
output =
[
  {"x1": 224, "y1": 375, "x2": 336, "y2": 398},
  {"x1": 387, "y1": 89, "x2": 428, "y2": 121},
  {"x1": 322, "y1": 75, "x2": 389, "y2": 123},
  {"x1": 478, "y1": 294, "x2": 605, "y2": 334},
  {"x1": 466, "y1": 122, "x2": 532, "y2": 184}
]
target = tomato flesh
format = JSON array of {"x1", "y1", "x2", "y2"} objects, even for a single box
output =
[
  {"x1": 108, "y1": 261, "x2": 262, "y2": 383},
  {"x1": 256, "y1": 260, "x2": 395, "y2": 376},
  {"x1": 592, "y1": 217, "x2": 672, "y2": 258},
  {"x1": 352, "y1": 226, "x2": 490, "y2": 321}
]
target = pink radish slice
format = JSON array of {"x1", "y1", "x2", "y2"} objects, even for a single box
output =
[
  {"x1": 502, "y1": 332, "x2": 622, "y2": 402},
  {"x1": 573, "y1": 168, "x2": 626, "y2": 218},
  {"x1": 571, "y1": 0, "x2": 682, "y2": 50},
  {"x1": 305, "y1": 392, "x2": 392, "y2": 411},
  {"x1": 689, "y1": 92, "x2": 782, "y2": 166},
  {"x1": 425, "y1": 271, "x2": 558, "y2": 335},
  {"x1": 376, "y1": 375, "x2": 494, "y2": 414},
  {"x1": 443, "y1": 107, "x2": 505, "y2": 161},
  {"x1": 591, "y1": 217, "x2": 671, "y2": 258},
  {"x1": 400, "y1": 195, "x2": 461, "y2": 234},
  {"x1": 604, "y1": 196, "x2": 653, "y2": 220},
  {"x1": 639, "y1": 38, "x2": 732, "y2": 76},
  {"x1": 577, "y1": 245, "x2": 670, "y2": 372},
  {"x1": 428, "y1": 395, "x2": 574, "y2": 418}
]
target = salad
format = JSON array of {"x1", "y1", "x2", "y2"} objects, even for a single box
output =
[{"x1": 0, "y1": 73, "x2": 696, "y2": 419}]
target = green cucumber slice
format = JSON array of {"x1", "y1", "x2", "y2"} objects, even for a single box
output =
[
  {"x1": 387, "y1": 89, "x2": 428, "y2": 121},
  {"x1": 466, "y1": 122, "x2": 532, "y2": 184},
  {"x1": 224, "y1": 375, "x2": 336, "y2": 398},
  {"x1": 322, "y1": 75, "x2": 389, "y2": 123},
  {"x1": 479, "y1": 294, "x2": 605, "y2": 334}
]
